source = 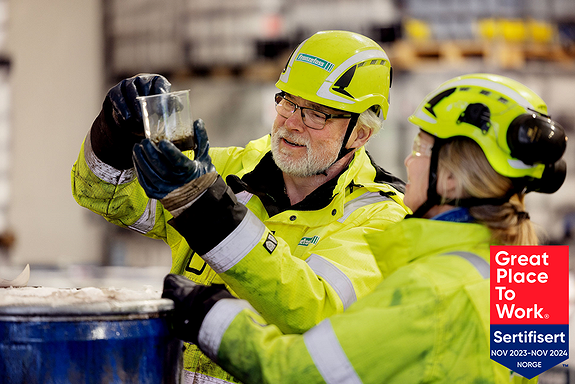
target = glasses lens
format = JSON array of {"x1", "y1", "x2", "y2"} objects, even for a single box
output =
[
  {"x1": 302, "y1": 109, "x2": 328, "y2": 130},
  {"x1": 412, "y1": 135, "x2": 432, "y2": 157},
  {"x1": 275, "y1": 94, "x2": 296, "y2": 118},
  {"x1": 274, "y1": 94, "x2": 330, "y2": 130}
]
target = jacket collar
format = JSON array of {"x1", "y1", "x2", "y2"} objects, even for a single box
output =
[
  {"x1": 227, "y1": 147, "x2": 375, "y2": 216},
  {"x1": 366, "y1": 218, "x2": 491, "y2": 278},
  {"x1": 227, "y1": 151, "x2": 343, "y2": 215}
]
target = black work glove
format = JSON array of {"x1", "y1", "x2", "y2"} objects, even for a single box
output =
[
  {"x1": 90, "y1": 74, "x2": 171, "y2": 169},
  {"x1": 162, "y1": 274, "x2": 235, "y2": 345},
  {"x1": 133, "y1": 119, "x2": 217, "y2": 215}
]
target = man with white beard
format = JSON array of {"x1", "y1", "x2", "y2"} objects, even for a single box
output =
[{"x1": 72, "y1": 30, "x2": 408, "y2": 383}]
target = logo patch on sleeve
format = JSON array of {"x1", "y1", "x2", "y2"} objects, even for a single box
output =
[{"x1": 263, "y1": 233, "x2": 278, "y2": 254}]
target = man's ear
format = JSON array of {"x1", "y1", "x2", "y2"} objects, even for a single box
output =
[{"x1": 346, "y1": 124, "x2": 372, "y2": 149}]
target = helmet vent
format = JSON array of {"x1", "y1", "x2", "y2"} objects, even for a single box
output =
[
  {"x1": 457, "y1": 103, "x2": 492, "y2": 133},
  {"x1": 333, "y1": 65, "x2": 357, "y2": 99},
  {"x1": 424, "y1": 87, "x2": 456, "y2": 117}
]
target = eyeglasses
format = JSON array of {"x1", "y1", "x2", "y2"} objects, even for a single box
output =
[
  {"x1": 412, "y1": 134, "x2": 433, "y2": 157},
  {"x1": 274, "y1": 93, "x2": 354, "y2": 130}
]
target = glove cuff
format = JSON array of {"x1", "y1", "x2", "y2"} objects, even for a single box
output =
[
  {"x1": 90, "y1": 106, "x2": 143, "y2": 170},
  {"x1": 161, "y1": 172, "x2": 218, "y2": 217},
  {"x1": 168, "y1": 175, "x2": 248, "y2": 255},
  {"x1": 188, "y1": 288, "x2": 235, "y2": 345}
]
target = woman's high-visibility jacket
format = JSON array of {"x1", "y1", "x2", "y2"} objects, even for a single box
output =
[
  {"x1": 194, "y1": 218, "x2": 538, "y2": 384},
  {"x1": 72, "y1": 133, "x2": 408, "y2": 383}
]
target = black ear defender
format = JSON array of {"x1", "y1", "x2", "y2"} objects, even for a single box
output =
[
  {"x1": 505, "y1": 113, "x2": 567, "y2": 194},
  {"x1": 507, "y1": 113, "x2": 567, "y2": 165},
  {"x1": 525, "y1": 159, "x2": 567, "y2": 194}
]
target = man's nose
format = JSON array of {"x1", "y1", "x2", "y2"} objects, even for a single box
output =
[{"x1": 285, "y1": 109, "x2": 306, "y2": 131}]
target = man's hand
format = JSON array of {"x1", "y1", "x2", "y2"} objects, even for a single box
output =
[
  {"x1": 133, "y1": 119, "x2": 217, "y2": 213},
  {"x1": 162, "y1": 274, "x2": 235, "y2": 344}
]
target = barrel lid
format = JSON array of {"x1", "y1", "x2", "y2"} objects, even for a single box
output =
[{"x1": 0, "y1": 286, "x2": 174, "y2": 316}]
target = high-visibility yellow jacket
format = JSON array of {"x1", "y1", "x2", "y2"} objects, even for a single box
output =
[
  {"x1": 72, "y1": 133, "x2": 408, "y2": 383},
  {"x1": 195, "y1": 218, "x2": 538, "y2": 384}
]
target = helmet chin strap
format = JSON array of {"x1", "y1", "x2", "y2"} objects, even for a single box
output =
[
  {"x1": 408, "y1": 138, "x2": 444, "y2": 218},
  {"x1": 315, "y1": 114, "x2": 359, "y2": 176},
  {"x1": 407, "y1": 137, "x2": 518, "y2": 219}
]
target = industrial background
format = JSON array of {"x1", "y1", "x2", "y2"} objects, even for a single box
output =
[{"x1": 0, "y1": 0, "x2": 574, "y2": 382}]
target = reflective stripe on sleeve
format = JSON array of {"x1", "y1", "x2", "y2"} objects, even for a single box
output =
[
  {"x1": 442, "y1": 251, "x2": 490, "y2": 279},
  {"x1": 83, "y1": 133, "x2": 136, "y2": 185},
  {"x1": 198, "y1": 299, "x2": 254, "y2": 362},
  {"x1": 203, "y1": 209, "x2": 266, "y2": 273},
  {"x1": 128, "y1": 198, "x2": 157, "y2": 234},
  {"x1": 338, "y1": 191, "x2": 392, "y2": 223},
  {"x1": 304, "y1": 319, "x2": 363, "y2": 384},
  {"x1": 306, "y1": 254, "x2": 357, "y2": 310},
  {"x1": 234, "y1": 190, "x2": 253, "y2": 206},
  {"x1": 182, "y1": 371, "x2": 236, "y2": 384}
]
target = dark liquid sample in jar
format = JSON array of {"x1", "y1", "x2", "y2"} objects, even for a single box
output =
[{"x1": 171, "y1": 136, "x2": 196, "y2": 151}]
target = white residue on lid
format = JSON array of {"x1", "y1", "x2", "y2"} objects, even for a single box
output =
[{"x1": 0, "y1": 286, "x2": 162, "y2": 307}]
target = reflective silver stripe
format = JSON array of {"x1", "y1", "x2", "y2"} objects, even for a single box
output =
[
  {"x1": 338, "y1": 191, "x2": 392, "y2": 223},
  {"x1": 306, "y1": 254, "x2": 357, "y2": 310},
  {"x1": 278, "y1": 38, "x2": 306, "y2": 84},
  {"x1": 83, "y1": 132, "x2": 136, "y2": 185},
  {"x1": 182, "y1": 370, "x2": 236, "y2": 384},
  {"x1": 508, "y1": 158, "x2": 538, "y2": 170},
  {"x1": 203, "y1": 210, "x2": 266, "y2": 273},
  {"x1": 412, "y1": 108, "x2": 436, "y2": 124},
  {"x1": 304, "y1": 319, "x2": 363, "y2": 384},
  {"x1": 235, "y1": 190, "x2": 253, "y2": 205},
  {"x1": 128, "y1": 198, "x2": 157, "y2": 234},
  {"x1": 198, "y1": 299, "x2": 254, "y2": 362},
  {"x1": 443, "y1": 251, "x2": 490, "y2": 279}
]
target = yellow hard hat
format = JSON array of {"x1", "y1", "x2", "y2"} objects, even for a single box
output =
[
  {"x1": 409, "y1": 73, "x2": 566, "y2": 184},
  {"x1": 276, "y1": 30, "x2": 392, "y2": 120}
]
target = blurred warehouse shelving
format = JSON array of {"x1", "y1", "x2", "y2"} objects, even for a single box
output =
[{"x1": 103, "y1": 0, "x2": 575, "y2": 81}]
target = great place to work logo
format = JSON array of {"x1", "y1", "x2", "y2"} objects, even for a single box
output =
[{"x1": 490, "y1": 245, "x2": 569, "y2": 379}]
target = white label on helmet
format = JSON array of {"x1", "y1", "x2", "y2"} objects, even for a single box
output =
[{"x1": 296, "y1": 53, "x2": 335, "y2": 72}]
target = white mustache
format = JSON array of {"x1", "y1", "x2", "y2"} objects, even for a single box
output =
[{"x1": 276, "y1": 128, "x2": 308, "y2": 148}]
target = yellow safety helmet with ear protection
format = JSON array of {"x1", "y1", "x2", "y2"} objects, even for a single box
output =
[
  {"x1": 408, "y1": 73, "x2": 567, "y2": 188},
  {"x1": 276, "y1": 30, "x2": 392, "y2": 120}
]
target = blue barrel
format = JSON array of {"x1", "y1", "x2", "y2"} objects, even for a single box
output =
[{"x1": 0, "y1": 289, "x2": 182, "y2": 384}]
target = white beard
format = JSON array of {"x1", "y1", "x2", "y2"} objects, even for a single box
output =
[{"x1": 271, "y1": 126, "x2": 344, "y2": 177}]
